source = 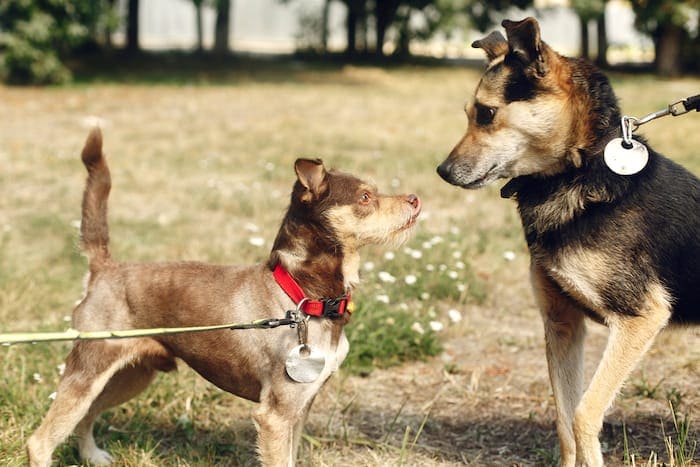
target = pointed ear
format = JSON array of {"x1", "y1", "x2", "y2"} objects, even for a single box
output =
[
  {"x1": 471, "y1": 31, "x2": 508, "y2": 64},
  {"x1": 294, "y1": 158, "x2": 328, "y2": 203},
  {"x1": 502, "y1": 17, "x2": 548, "y2": 77}
]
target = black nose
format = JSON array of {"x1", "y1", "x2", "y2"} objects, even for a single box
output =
[{"x1": 436, "y1": 161, "x2": 452, "y2": 182}]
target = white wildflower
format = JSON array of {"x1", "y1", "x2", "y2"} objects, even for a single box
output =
[
  {"x1": 447, "y1": 270, "x2": 459, "y2": 280},
  {"x1": 48, "y1": 392, "x2": 57, "y2": 400},
  {"x1": 452, "y1": 251, "x2": 462, "y2": 259},
  {"x1": 503, "y1": 250, "x2": 516, "y2": 261},
  {"x1": 411, "y1": 322, "x2": 425, "y2": 335},
  {"x1": 429, "y1": 321, "x2": 444, "y2": 332},
  {"x1": 378, "y1": 271, "x2": 396, "y2": 283},
  {"x1": 363, "y1": 261, "x2": 375, "y2": 271},
  {"x1": 248, "y1": 236, "x2": 265, "y2": 247},
  {"x1": 376, "y1": 294, "x2": 390, "y2": 304},
  {"x1": 33, "y1": 373, "x2": 42, "y2": 383},
  {"x1": 425, "y1": 264, "x2": 435, "y2": 272},
  {"x1": 448, "y1": 309, "x2": 463, "y2": 323},
  {"x1": 57, "y1": 363, "x2": 66, "y2": 376},
  {"x1": 404, "y1": 274, "x2": 417, "y2": 285},
  {"x1": 420, "y1": 292, "x2": 430, "y2": 300},
  {"x1": 264, "y1": 162, "x2": 275, "y2": 172},
  {"x1": 244, "y1": 222, "x2": 259, "y2": 232},
  {"x1": 410, "y1": 250, "x2": 423, "y2": 259},
  {"x1": 457, "y1": 283, "x2": 466, "y2": 292},
  {"x1": 384, "y1": 251, "x2": 395, "y2": 260},
  {"x1": 385, "y1": 317, "x2": 395, "y2": 325},
  {"x1": 455, "y1": 261, "x2": 465, "y2": 269}
]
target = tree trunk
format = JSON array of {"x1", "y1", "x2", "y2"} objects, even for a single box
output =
[
  {"x1": 595, "y1": 13, "x2": 608, "y2": 68},
  {"x1": 579, "y1": 16, "x2": 589, "y2": 59},
  {"x1": 346, "y1": 1, "x2": 358, "y2": 56},
  {"x1": 321, "y1": 0, "x2": 330, "y2": 52},
  {"x1": 195, "y1": 1, "x2": 204, "y2": 52},
  {"x1": 214, "y1": 0, "x2": 232, "y2": 54},
  {"x1": 394, "y1": 10, "x2": 411, "y2": 57},
  {"x1": 655, "y1": 22, "x2": 683, "y2": 76},
  {"x1": 104, "y1": 0, "x2": 117, "y2": 50},
  {"x1": 126, "y1": 0, "x2": 140, "y2": 53},
  {"x1": 375, "y1": 0, "x2": 399, "y2": 57}
]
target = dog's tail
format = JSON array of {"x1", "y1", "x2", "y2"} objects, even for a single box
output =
[{"x1": 80, "y1": 127, "x2": 111, "y2": 271}]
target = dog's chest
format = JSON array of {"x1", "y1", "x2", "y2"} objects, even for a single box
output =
[{"x1": 533, "y1": 244, "x2": 609, "y2": 312}]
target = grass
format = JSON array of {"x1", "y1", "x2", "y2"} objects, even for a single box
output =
[{"x1": 1, "y1": 58, "x2": 699, "y2": 465}]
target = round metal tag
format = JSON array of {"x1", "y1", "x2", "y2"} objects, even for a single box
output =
[
  {"x1": 604, "y1": 138, "x2": 649, "y2": 175},
  {"x1": 285, "y1": 345, "x2": 326, "y2": 383}
]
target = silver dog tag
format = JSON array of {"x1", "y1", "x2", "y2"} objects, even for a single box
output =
[
  {"x1": 285, "y1": 344, "x2": 326, "y2": 383},
  {"x1": 604, "y1": 138, "x2": 649, "y2": 175}
]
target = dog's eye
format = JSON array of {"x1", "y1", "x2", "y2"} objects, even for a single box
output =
[
  {"x1": 475, "y1": 104, "x2": 496, "y2": 126},
  {"x1": 359, "y1": 192, "x2": 371, "y2": 205}
]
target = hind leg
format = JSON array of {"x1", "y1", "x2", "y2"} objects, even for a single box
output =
[
  {"x1": 27, "y1": 341, "x2": 135, "y2": 467},
  {"x1": 75, "y1": 362, "x2": 163, "y2": 465}
]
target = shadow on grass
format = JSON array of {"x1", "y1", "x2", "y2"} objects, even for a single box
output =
[
  {"x1": 54, "y1": 410, "x2": 259, "y2": 466},
  {"x1": 65, "y1": 50, "x2": 484, "y2": 86},
  {"x1": 49, "y1": 404, "x2": 696, "y2": 465}
]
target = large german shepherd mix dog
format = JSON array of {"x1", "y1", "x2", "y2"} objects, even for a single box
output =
[{"x1": 437, "y1": 17, "x2": 699, "y2": 467}]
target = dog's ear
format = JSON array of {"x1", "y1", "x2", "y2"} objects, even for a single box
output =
[
  {"x1": 502, "y1": 17, "x2": 548, "y2": 77},
  {"x1": 294, "y1": 158, "x2": 328, "y2": 203},
  {"x1": 471, "y1": 31, "x2": 508, "y2": 64}
]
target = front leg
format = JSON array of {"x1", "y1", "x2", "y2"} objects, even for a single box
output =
[
  {"x1": 531, "y1": 264, "x2": 586, "y2": 467},
  {"x1": 253, "y1": 384, "x2": 317, "y2": 467},
  {"x1": 574, "y1": 284, "x2": 671, "y2": 466}
]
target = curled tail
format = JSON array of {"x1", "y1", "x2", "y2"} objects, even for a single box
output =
[{"x1": 80, "y1": 128, "x2": 111, "y2": 271}]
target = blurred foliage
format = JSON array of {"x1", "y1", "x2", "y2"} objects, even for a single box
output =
[
  {"x1": 0, "y1": 0, "x2": 110, "y2": 84},
  {"x1": 571, "y1": 0, "x2": 605, "y2": 21},
  {"x1": 629, "y1": 0, "x2": 699, "y2": 75}
]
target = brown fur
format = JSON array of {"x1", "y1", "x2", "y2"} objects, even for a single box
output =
[
  {"x1": 27, "y1": 128, "x2": 421, "y2": 467},
  {"x1": 438, "y1": 17, "x2": 699, "y2": 467}
]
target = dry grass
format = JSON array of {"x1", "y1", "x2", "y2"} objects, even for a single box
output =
[{"x1": 1, "y1": 59, "x2": 698, "y2": 466}]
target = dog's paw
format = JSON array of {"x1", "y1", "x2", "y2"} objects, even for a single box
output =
[{"x1": 81, "y1": 446, "x2": 113, "y2": 465}]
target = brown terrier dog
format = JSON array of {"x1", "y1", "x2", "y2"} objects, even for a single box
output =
[{"x1": 27, "y1": 128, "x2": 421, "y2": 466}]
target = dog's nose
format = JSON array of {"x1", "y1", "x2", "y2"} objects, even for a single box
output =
[
  {"x1": 436, "y1": 161, "x2": 451, "y2": 181},
  {"x1": 407, "y1": 194, "x2": 421, "y2": 212}
]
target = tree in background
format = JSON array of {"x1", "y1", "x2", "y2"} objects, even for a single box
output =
[
  {"x1": 570, "y1": 0, "x2": 608, "y2": 66},
  {"x1": 0, "y1": 0, "x2": 106, "y2": 84},
  {"x1": 193, "y1": 0, "x2": 205, "y2": 52},
  {"x1": 464, "y1": 0, "x2": 531, "y2": 32},
  {"x1": 629, "y1": 0, "x2": 698, "y2": 75},
  {"x1": 126, "y1": 0, "x2": 140, "y2": 53},
  {"x1": 214, "y1": 0, "x2": 232, "y2": 54}
]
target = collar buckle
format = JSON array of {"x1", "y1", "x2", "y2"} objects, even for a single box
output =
[{"x1": 321, "y1": 297, "x2": 346, "y2": 319}]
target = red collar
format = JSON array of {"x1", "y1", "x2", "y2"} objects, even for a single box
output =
[{"x1": 273, "y1": 264, "x2": 352, "y2": 318}]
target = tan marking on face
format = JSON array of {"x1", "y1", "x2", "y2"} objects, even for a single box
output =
[{"x1": 325, "y1": 194, "x2": 418, "y2": 250}]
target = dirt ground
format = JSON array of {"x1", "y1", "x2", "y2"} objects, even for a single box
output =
[{"x1": 303, "y1": 292, "x2": 699, "y2": 466}]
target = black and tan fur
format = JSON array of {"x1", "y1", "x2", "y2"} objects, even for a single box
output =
[
  {"x1": 27, "y1": 128, "x2": 421, "y2": 467},
  {"x1": 437, "y1": 17, "x2": 699, "y2": 467}
]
